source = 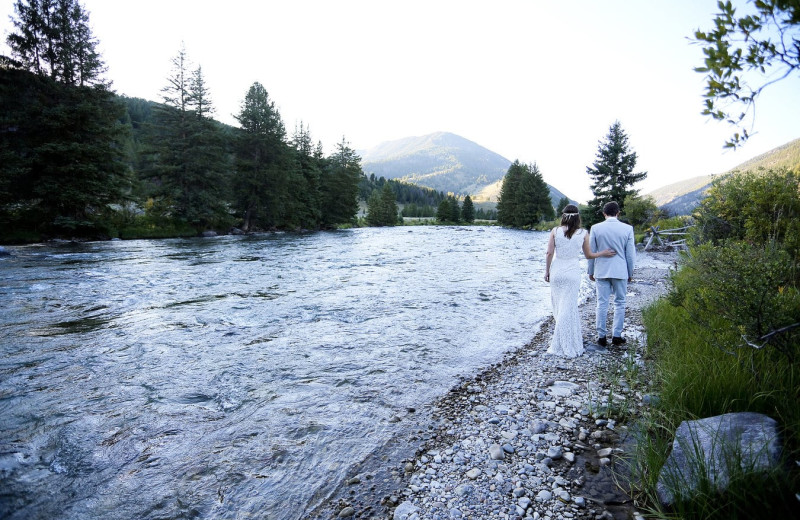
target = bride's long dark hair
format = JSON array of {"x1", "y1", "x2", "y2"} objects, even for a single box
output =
[{"x1": 561, "y1": 204, "x2": 582, "y2": 239}]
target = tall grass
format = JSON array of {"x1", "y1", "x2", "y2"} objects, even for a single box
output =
[{"x1": 631, "y1": 297, "x2": 800, "y2": 519}]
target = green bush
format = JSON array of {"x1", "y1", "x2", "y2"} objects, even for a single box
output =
[
  {"x1": 694, "y1": 168, "x2": 800, "y2": 260},
  {"x1": 633, "y1": 167, "x2": 800, "y2": 518}
]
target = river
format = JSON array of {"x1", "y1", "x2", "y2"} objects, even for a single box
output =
[{"x1": 0, "y1": 226, "x2": 569, "y2": 519}]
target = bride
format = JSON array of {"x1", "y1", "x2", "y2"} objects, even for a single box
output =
[{"x1": 544, "y1": 205, "x2": 615, "y2": 357}]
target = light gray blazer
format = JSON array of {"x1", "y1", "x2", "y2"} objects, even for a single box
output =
[{"x1": 587, "y1": 217, "x2": 636, "y2": 279}]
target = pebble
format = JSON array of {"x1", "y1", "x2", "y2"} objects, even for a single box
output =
[{"x1": 313, "y1": 252, "x2": 677, "y2": 520}]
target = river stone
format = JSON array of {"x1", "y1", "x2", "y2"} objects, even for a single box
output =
[
  {"x1": 394, "y1": 501, "x2": 419, "y2": 520},
  {"x1": 656, "y1": 412, "x2": 782, "y2": 506},
  {"x1": 546, "y1": 446, "x2": 563, "y2": 460},
  {"x1": 338, "y1": 506, "x2": 355, "y2": 517},
  {"x1": 454, "y1": 483, "x2": 474, "y2": 496},
  {"x1": 547, "y1": 381, "x2": 580, "y2": 397},
  {"x1": 535, "y1": 489, "x2": 552, "y2": 502},
  {"x1": 466, "y1": 468, "x2": 481, "y2": 479},
  {"x1": 597, "y1": 447, "x2": 613, "y2": 458},
  {"x1": 489, "y1": 444, "x2": 505, "y2": 460}
]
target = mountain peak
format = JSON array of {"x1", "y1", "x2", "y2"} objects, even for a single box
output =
[
  {"x1": 359, "y1": 131, "x2": 570, "y2": 205},
  {"x1": 360, "y1": 132, "x2": 511, "y2": 195}
]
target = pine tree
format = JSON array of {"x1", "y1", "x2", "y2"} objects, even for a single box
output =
[
  {"x1": 7, "y1": 0, "x2": 105, "y2": 86},
  {"x1": 233, "y1": 81, "x2": 289, "y2": 231},
  {"x1": 586, "y1": 121, "x2": 647, "y2": 226},
  {"x1": 365, "y1": 183, "x2": 398, "y2": 226},
  {"x1": 288, "y1": 122, "x2": 323, "y2": 229},
  {"x1": 2, "y1": 2, "x2": 127, "y2": 237},
  {"x1": 146, "y1": 45, "x2": 230, "y2": 228},
  {"x1": 496, "y1": 160, "x2": 524, "y2": 226},
  {"x1": 449, "y1": 195, "x2": 461, "y2": 223},
  {"x1": 461, "y1": 195, "x2": 475, "y2": 223},
  {"x1": 515, "y1": 162, "x2": 553, "y2": 227},
  {"x1": 436, "y1": 198, "x2": 451, "y2": 222},
  {"x1": 320, "y1": 137, "x2": 362, "y2": 227}
]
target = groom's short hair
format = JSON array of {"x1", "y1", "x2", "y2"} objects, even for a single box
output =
[{"x1": 603, "y1": 201, "x2": 620, "y2": 216}]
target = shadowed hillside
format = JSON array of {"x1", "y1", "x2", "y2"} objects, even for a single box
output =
[{"x1": 646, "y1": 137, "x2": 800, "y2": 215}]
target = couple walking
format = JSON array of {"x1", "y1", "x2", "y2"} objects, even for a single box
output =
[{"x1": 544, "y1": 202, "x2": 635, "y2": 358}]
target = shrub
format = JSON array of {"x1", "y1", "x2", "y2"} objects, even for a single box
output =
[{"x1": 694, "y1": 168, "x2": 800, "y2": 260}]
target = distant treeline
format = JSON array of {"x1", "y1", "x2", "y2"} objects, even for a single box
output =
[
  {"x1": 1, "y1": 0, "x2": 502, "y2": 242},
  {"x1": 0, "y1": 64, "x2": 367, "y2": 241}
]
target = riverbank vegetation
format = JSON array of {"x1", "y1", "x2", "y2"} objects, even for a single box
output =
[
  {"x1": 2, "y1": 1, "x2": 469, "y2": 243},
  {"x1": 636, "y1": 167, "x2": 800, "y2": 519}
]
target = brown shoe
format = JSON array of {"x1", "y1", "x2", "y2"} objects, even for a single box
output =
[{"x1": 612, "y1": 336, "x2": 627, "y2": 345}]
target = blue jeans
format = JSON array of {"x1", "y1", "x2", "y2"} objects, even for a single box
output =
[{"x1": 595, "y1": 278, "x2": 628, "y2": 338}]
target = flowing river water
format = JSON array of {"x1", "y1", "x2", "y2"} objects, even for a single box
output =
[{"x1": 0, "y1": 226, "x2": 577, "y2": 519}]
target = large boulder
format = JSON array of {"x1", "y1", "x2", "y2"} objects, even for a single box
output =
[{"x1": 657, "y1": 412, "x2": 782, "y2": 506}]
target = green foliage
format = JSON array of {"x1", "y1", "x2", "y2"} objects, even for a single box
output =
[
  {"x1": 7, "y1": 0, "x2": 106, "y2": 86},
  {"x1": 365, "y1": 183, "x2": 399, "y2": 226},
  {"x1": 0, "y1": 67, "x2": 130, "y2": 236},
  {"x1": 693, "y1": 0, "x2": 800, "y2": 148},
  {"x1": 586, "y1": 121, "x2": 647, "y2": 226},
  {"x1": 640, "y1": 296, "x2": 800, "y2": 518},
  {"x1": 497, "y1": 160, "x2": 553, "y2": 228},
  {"x1": 673, "y1": 242, "x2": 800, "y2": 356},
  {"x1": 623, "y1": 193, "x2": 664, "y2": 229},
  {"x1": 556, "y1": 196, "x2": 571, "y2": 214},
  {"x1": 320, "y1": 137, "x2": 363, "y2": 228},
  {"x1": 633, "y1": 165, "x2": 800, "y2": 517},
  {"x1": 401, "y1": 203, "x2": 436, "y2": 218},
  {"x1": 461, "y1": 195, "x2": 475, "y2": 223},
  {"x1": 436, "y1": 198, "x2": 452, "y2": 222},
  {"x1": 694, "y1": 168, "x2": 800, "y2": 261},
  {"x1": 142, "y1": 46, "x2": 231, "y2": 229},
  {"x1": 232, "y1": 81, "x2": 293, "y2": 231}
]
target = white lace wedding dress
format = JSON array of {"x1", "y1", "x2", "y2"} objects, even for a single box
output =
[{"x1": 547, "y1": 227, "x2": 586, "y2": 357}]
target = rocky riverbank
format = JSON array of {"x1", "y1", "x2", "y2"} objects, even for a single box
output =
[{"x1": 309, "y1": 250, "x2": 679, "y2": 520}]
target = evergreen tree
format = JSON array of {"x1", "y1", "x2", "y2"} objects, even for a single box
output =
[
  {"x1": 449, "y1": 195, "x2": 461, "y2": 223},
  {"x1": 496, "y1": 160, "x2": 524, "y2": 226},
  {"x1": 233, "y1": 81, "x2": 289, "y2": 231},
  {"x1": 289, "y1": 122, "x2": 323, "y2": 229},
  {"x1": 586, "y1": 121, "x2": 647, "y2": 226},
  {"x1": 365, "y1": 183, "x2": 398, "y2": 226},
  {"x1": 2, "y1": 2, "x2": 127, "y2": 237},
  {"x1": 146, "y1": 46, "x2": 230, "y2": 228},
  {"x1": 0, "y1": 68, "x2": 129, "y2": 234},
  {"x1": 320, "y1": 137, "x2": 362, "y2": 227},
  {"x1": 7, "y1": 0, "x2": 105, "y2": 86},
  {"x1": 556, "y1": 196, "x2": 570, "y2": 215},
  {"x1": 515, "y1": 162, "x2": 554, "y2": 227},
  {"x1": 380, "y1": 182, "x2": 399, "y2": 225},
  {"x1": 461, "y1": 195, "x2": 475, "y2": 223},
  {"x1": 436, "y1": 198, "x2": 452, "y2": 222}
]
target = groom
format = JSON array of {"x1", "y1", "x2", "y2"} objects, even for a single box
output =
[{"x1": 588, "y1": 201, "x2": 636, "y2": 347}]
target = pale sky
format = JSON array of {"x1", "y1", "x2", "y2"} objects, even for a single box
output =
[{"x1": 2, "y1": 0, "x2": 798, "y2": 202}]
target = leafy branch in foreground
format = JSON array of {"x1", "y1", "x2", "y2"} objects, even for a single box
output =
[{"x1": 693, "y1": 0, "x2": 800, "y2": 148}]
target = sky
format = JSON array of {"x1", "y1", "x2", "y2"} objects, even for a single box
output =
[{"x1": 2, "y1": 0, "x2": 798, "y2": 203}]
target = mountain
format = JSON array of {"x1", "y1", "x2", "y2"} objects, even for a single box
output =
[
  {"x1": 646, "y1": 137, "x2": 800, "y2": 215},
  {"x1": 360, "y1": 132, "x2": 570, "y2": 204}
]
